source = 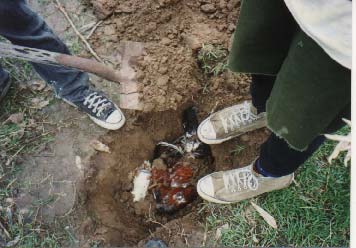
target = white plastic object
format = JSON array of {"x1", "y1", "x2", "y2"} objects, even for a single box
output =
[{"x1": 131, "y1": 169, "x2": 151, "y2": 202}]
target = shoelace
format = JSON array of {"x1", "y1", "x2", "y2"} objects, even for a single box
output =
[
  {"x1": 83, "y1": 92, "x2": 112, "y2": 117},
  {"x1": 222, "y1": 167, "x2": 258, "y2": 192},
  {"x1": 221, "y1": 101, "x2": 259, "y2": 134}
]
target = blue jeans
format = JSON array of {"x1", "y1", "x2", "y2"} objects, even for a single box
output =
[{"x1": 0, "y1": 0, "x2": 89, "y2": 102}]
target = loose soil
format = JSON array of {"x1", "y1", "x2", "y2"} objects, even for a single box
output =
[
  {"x1": 89, "y1": 0, "x2": 244, "y2": 112},
  {"x1": 81, "y1": 0, "x2": 269, "y2": 246},
  {"x1": 84, "y1": 104, "x2": 268, "y2": 246}
]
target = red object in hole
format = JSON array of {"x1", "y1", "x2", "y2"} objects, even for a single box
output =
[
  {"x1": 151, "y1": 168, "x2": 170, "y2": 186},
  {"x1": 153, "y1": 185, "x2": 197, "y2": 213},
  {"x1": 170, "y1": 163, "x2": 193, "y2": 188}
]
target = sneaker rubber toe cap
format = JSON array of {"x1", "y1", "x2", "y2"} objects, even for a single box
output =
[
  {"x1": 198, "y1": 121, "x2": 216, "y2": 141},
  {"x1": 106, "y1": 109, "x2": 124, "y2": 124},
  {"x1": 197, "y1": 176, "x2": 215, "y2": 198}
]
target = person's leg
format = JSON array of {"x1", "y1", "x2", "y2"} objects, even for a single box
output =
[
  {"x1": 0, "y1": 0, "x2": 88, "y2": 102},
  {"x1": 250, "y1": 74, "x2": 276, "y2": 114},
  {"x1": 198, "y1": 0, "x2": 294, "y2": 145},
  {"x1": 228, "y1": 0, "x2": 298, "y2": 75},
  {"x1": 266, "y1": 30, "x2": 351, "y2": 151},
  {"x1": 255, "y1": 100, "x2": 351, "y2": 178},
  {"x1": 197, "y1": 74, "x2": 275, "y2": 144},
  {"x1": 255, "y1": 133, "x2": 325, "y2": 177},
  {"x1": 196, "y1": 131, "x2": 326, "y2": 204},
  {"x1": 0, "y1": 66, "x2": 12, "y2": 102},
  {"x1": 0, "y1": 0, "x2": 125, "y2": 130},
  {"x1": 0, "y1": 66, "x2": 9, "y2": 85},
  {"x1": 197, "y1": 32, "x2": 350, "y2": 204}
]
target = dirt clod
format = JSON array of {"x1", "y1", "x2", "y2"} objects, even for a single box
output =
[
  {"x1": 90, "y1": 0, "x2": 117, "y2": 19},
  {"x1": 201, "y1": 4, "x2": 217, "y2": 13}
]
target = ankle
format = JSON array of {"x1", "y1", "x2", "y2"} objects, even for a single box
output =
[
  {"x1": 251, "y1": 103, "x2": 266, "y2": 114},
  {"x1": 253, "y1": 159, "x2": 278, "y2": 178}
]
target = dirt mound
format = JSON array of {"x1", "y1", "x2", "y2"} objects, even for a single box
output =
[
  {"x1": 89, "y1": 0, "x2": 240, "y2": 112},
  {"x1": 138, "y1": 43, "x2": 201, "y2": 112}
]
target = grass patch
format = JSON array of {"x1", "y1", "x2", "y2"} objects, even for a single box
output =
[
  {"x1": 230, "y1": 144, "x2": 245, "y2": 156},
  {"x1": 197, "y1": 44, "x2": 228, "y2": 76},
  {"x1": 201, "y1": 127, "x2": 350, "y2": 246}
]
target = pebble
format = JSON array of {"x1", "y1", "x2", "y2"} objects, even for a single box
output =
[
  {"x1": 219, "y1": 0, "x2": 227, "y2": 9},
  {"x1": 161, "y1": 37, "x2": 171, "y2": 45},
  {"x1": 157, "y1": 75, "x2": 169, "y2": 86},
  {"x1": 115, "y1": 19, "x2": 125, "y2": 32},
  {"x1": 156, "y1": 95, "x2": 166, "y2": 105},
  {"x1": 159, "y1": 66, "x2": 168, "y2": 74},
  {"x1": 201, "y1": 4, "x2": 216, "y2": 13},
  {"x1": 161, "y1": 56, "x2": 168, "y2": 63},
  {"x1": 182, "y1": 34, "x2": 201, "y2": 50},
  {"x1": 146, "y1": 22, "x2": 157, "y2": 32},
  {"x1": 103, "y1": 25, "x2": 116, "y2": 36},
  {"x1": 228, "y1": 23, "x2": 236, "y2": 32},
  {"x1": 217, "y1": 24, "x2": 227, "y2": 32}
]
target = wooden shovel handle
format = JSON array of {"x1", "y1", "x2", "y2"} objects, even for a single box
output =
[
  {"x1": 56, "y1": 54, "x2": 121, "y2": 83},
  {"x1": 0, "y1": 42, "x2": 121, "y2": 83}
]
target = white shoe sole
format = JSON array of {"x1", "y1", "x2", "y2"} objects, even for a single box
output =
[
  {"x1": 197, "y1": 119, "x2": 236, "y2": 145},
  {"x1": 197, "y1": 181, "x2": 232, "y2": 204},
  {"x1": 63, "y1": 98, "x2": 126, "y2": 130},
  {"x1": 89, "y1": 112, "x2": 126, "y2": 130}
]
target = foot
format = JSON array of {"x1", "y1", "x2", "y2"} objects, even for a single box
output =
[
  {"x1": 197, "y1": 163, "x2": 293, "y2": 204},
  {"x1": 0, "y1": 75, "x2": 12, "y2": 103},
  {"x1": 64, "y1": 90, "x2": 125, "y2": 130},
  {"x1": 197, "y1": 101, "x2": 266, "y2": 144}
]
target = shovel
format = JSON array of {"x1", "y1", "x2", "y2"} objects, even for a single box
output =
[{"x1": 0, "y1": 41, "x2": 144, "y2": 110}]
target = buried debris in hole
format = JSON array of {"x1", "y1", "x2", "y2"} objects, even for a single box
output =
[{"x1": 131, "y1": 107, "x2": 213, "y2": 213}]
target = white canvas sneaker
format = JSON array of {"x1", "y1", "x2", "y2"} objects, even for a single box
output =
[
  {"x1": 197, "y1": 101, "x2": 266, "y2": 144},
  {"x1": 197, "y1": 163, "x2": 293, "y2": 204}
]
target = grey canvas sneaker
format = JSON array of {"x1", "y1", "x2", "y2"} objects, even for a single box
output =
[
  {"x1": 197, "y1": 163, "x2": 293, "y2": 204},
  {"x1": 197, "y1": 101, "x2": 266, "y2": 144}
]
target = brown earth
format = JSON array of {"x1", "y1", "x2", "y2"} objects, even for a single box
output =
[
  {"x1": 88, "y1": 0, "x2": 242, "y2": 112},
  {"x1": 83, "y1": 105, "x2": 268, "y2": 247},
  {"x1": 79, "y1": 0, "x2": 270, "y2": 246},
  {"x1": 2, "y1": 0, "x2": 268, "y2": 247}
]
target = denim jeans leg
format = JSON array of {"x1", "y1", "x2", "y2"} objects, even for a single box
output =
[
  {"x1": 0, "y1": 66, "x2": 9, "y2": 87},
  {"x1": 0, "y1": 0, "x2": 89, "y2": 102}
]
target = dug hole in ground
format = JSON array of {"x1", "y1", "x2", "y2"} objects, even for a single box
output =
[{"x1": 78, "y1": 0, "x2": 271, "y2": 246}]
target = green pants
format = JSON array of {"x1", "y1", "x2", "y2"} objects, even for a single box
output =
[{"x1": 228, "y1": 0, "x2": 351, "y2": 151}]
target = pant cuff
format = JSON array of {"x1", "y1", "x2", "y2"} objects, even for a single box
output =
[{"x1": 254, "y1": 159, "x2": 280, "y2": 178}]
